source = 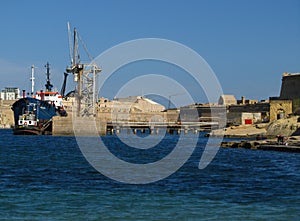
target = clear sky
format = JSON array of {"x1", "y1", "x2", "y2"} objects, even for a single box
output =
[{"x1": 0, "y1": 0, "x2": 299, "y2": 105}]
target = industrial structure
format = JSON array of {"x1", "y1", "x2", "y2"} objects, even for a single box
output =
[{"x1": 66, "y1": 23, "x2": 101, "y2": 117}]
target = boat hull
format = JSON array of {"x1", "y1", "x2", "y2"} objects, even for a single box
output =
[
  {"x1": 13, "y1": 127, "x2": 45, "y2": 135},
  {"x1": 11, "y1": 98, "x2": 56, "y2": 135}
]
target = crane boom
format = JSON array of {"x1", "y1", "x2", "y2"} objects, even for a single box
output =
[
  {"x1": 78, "y1": 33, "x2": 94, "y2": 62},
  {"x1": 67, "y1": 22, "x2": 73, "y2": 66}
]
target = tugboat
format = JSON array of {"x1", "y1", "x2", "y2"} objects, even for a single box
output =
[
  {"x1": 12, "y1": 97, "x2": 58, "y2": 135},
  {"x1": 11, "y1": 63, "x2": 67, "y2": 135}
]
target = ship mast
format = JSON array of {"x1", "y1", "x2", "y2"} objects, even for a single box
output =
[
  {"x1": 45, "y1": 62, "x2": 53, "y2": 92},
  {"x1": 30, "y1": 65, "x2": 35, "y2": 95}
]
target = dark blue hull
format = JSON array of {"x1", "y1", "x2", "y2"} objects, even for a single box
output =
[{"x1": 11, "y1": 98, "x2": 58, "y2": 135}]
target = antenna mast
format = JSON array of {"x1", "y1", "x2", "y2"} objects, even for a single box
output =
[
  {"x1": 30, "y1": 65, "x2": 35, "y2": 95},
  {"x1": 45, "y1": 62, "x2": 53, "y2": 92}
]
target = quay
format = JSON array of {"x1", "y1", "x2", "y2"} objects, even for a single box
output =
[
  {"x1": 52, "y1": 115, "x2": 219, "y2": 136},
  {"x1": 106, "y1": 121, "x2": 218, "y2": 135}
]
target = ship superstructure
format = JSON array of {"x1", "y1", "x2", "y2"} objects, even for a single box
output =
[{"x1": 12, "y1": 63, "x2": 67, "y2": 135}]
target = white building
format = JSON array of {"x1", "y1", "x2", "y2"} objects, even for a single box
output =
[{"x1": 0, "y1": 87, "x2": 20, "y2": 100}]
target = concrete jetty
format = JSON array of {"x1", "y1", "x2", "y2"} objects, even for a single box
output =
[
  {"x1": 52, "y1": 115, "x2": 218, "y2": 136},
  {"x1": 52, "y1": 116, "x2": 107, "y2": 136}
]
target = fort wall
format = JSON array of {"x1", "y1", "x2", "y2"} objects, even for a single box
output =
[
  {"x1": 0, "y1": 100, "x2": 15, "y2": 128},
  {"x1": 280, "y1": 73, "x2": 300, "y2": 100}
]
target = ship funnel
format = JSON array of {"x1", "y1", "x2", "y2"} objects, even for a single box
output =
[{"x1": 40, "y1": 90, "x2": 44, "y2": 101}]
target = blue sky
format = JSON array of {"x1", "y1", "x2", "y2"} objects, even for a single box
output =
[{"x1": 0, "y1": 0, "x2": 299, "y2": 104}]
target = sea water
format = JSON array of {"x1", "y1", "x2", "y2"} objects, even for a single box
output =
[{"x1": 0, "y1": 129, "x2": 299, "y2": 220}]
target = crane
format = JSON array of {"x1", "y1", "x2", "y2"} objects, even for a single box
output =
[
  {"x1": 66, "y1": 22, "x2": 101, "y2": 117},
  {"x1": 60, "y1": 72, "x2": 68, "y2": 97}
]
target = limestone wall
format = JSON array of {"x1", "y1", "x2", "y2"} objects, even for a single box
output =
[
  {"x1": 0, "y1": 100, "x2": 15, "y2": 128},
  {"x1": 52, "y1": 115, "x2": 107, "y2": 136},
  {"x1": 52, "y1": 116, "x2": 74, "y2": 136},
  {"x1": 269, "y1": 100, "x2": 292, "y2": 122},
  {"x1": 280, "y1": 73, "x2": 300, "y2": 100},
  {"x1": 96, "y1": 110, "x2": 178, "y2": 123},
  {"x1": 97, "y1": 96, "x2": 165, "y2": 113},
  {"x1": 228, "y1": 103, "x2": 270, "y2": 113}
]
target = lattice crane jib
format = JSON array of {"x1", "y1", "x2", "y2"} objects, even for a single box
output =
[{"x1": 66, "y1": 23, "x2": 101, "y2": 117}]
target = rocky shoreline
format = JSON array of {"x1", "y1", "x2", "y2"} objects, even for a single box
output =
[
  {"x1": 221, "y1": 136, "x2": 300, "y2": 152},
  {"x1": 216, "y1": 116, "x2": 300, "y2": 152}
]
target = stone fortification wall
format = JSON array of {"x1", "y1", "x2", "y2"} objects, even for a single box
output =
[
  {"x1": 228, "y1": 103, "x2": 270, "y2": 113},
  {"x1": 269, "y1": 100, "x2": 292, "y2": 122},
  {"x1": 96, "y1": 111, "x2": 179, "y2": 123},
  {"x1": 52, "y1": 115, "x2": 107, "y2": 136},
  {"x1": 0, "y1": 100, "x2": 15, "y2": 128},
  {"x1": 52, "y1": 116, "x2": 74, "y2": 136},
  {"x1": 180, "y1": 105, "x2": 226, "y2": 122},
  {"x1": 280, "y1": 73, "x2": 300, "y2": 100}
]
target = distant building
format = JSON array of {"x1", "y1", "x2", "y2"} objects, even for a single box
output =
[
  {"x1": 180, "y1": 103, "x2": 226, "y2": 128},
  {"x1": 0, "y1": 87, "x2": 20, "y2": 100},
  {"x1": 98, "y1": 96, "x2": 165, "y2": 113},
  {"x1": 97, "y1": 96, "x2": 166, "y2": 122},
  {"x1": 269, "y1": 99, "x2": 293, "y2": 122},
  {"x1": 226, "y1": 99, "x2": 292, "y2": 125},
  {"x1": 218, "y1": 95, "x2": 237, "y2": 105},
  {"x1": 237, "y1": 96, "x2": 258, "y2": 105}
]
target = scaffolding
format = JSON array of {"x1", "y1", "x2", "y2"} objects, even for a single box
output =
[
  {"x1": 66, "y1": 23, "x2": 101, "y2": 117},
  {"x1": 75, "y1": 64, "x2": 101, "y2": 116}
]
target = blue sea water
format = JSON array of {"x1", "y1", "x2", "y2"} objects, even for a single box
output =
[{"x1": 0, "y1": 129, "x2": 300, "y2": 220}]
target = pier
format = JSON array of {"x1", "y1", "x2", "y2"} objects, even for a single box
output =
[
  {"x1": 106, "y1": 121, "x2": 219, "y2": 135},
  {"x1": 52, "y1": 115, "x2": 219, "y2": 136}
]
